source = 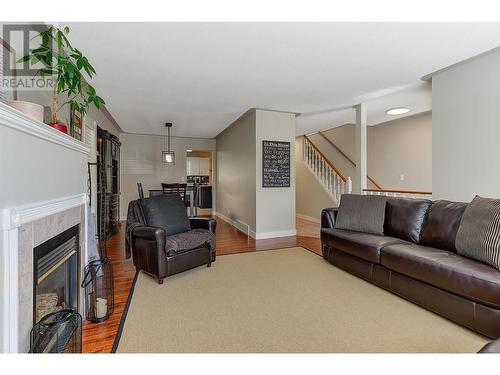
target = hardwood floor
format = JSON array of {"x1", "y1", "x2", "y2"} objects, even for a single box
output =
[{"x1": 82, "y1": 216, "x2": 321, "y2": 353}]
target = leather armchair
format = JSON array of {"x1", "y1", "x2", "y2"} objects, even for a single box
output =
[
  {"x1": 129, "y1": 195, "x2": 217, "y2": 284},
  {"x1": 189, "y1": 217, "x2": 217, "y2": 233}
]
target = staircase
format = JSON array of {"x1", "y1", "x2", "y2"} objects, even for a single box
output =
[
  {"x1": 303, "y1": 135, "x2": 352, "y2": 204},
  {"x1": 317, "y1": 131, "x2": 382, "y2": 190},
  {"x1": 302, "y1": 133, "x2": 432, "y2": 202}
]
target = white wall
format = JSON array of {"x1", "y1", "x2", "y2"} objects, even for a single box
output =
[
  {"x1": 255, "y1": 110, "x2": 296, "y2": 236},
  {"x1": 0, "y1": 124, "x2": 88, "y2": 210},
  {"x1": 120, "y1": 133, "x2": 216, "y2": 219},
  {"x1": 432, "y1": 50, "x2": 500, "y2": 201}
]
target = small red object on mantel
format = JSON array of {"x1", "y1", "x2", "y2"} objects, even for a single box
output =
[{"x1": 47, "y1": 123, "x2": 68, "y2": 134}]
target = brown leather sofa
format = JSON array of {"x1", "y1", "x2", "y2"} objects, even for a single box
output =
[
  {"x1": 479, "y1": 338, "x2": 500, "y2": 353},
  {"x1": 321, "y1": 198, "x2": 500, "y2": 339}
]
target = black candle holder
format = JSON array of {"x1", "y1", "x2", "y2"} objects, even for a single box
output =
[
  {"x1": 81, "y1": 258, "x2": 114, "y2": 323},
  {"x1": 30, "y1": 309, "x2": 82, "y2": 353}
]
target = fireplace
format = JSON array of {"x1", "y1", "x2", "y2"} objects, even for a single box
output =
[{"x1": 33, "y1": 225, "x2": 80, "y2": 325}]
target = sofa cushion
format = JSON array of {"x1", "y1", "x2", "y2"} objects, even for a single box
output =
[
  {"x1": 420, "y1": 200, "x2": 467, "y2": 252},
  {"x1": 321, "y1": 228, "x2": 407, "y2": 263},
  {"x1": 139, "y1": 194, "x2": 191, "y2": 236},
  {"x1": 384, "y1": 197, "x2": 432, "y2": 243},
  {"x1": 334, "y1": 194, "x2": 387, "y2": 235},
  {"x1": 381, "y1": 243, "x2": 500, "y2": 308},
  {"x1": 164, "y1": 228, "x2": 215, "y2": 256},
  {"x1": 456, "y1": 196, "x2": 500, "y2": 271}
]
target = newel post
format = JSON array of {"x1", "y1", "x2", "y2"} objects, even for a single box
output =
[{"x1": 347, "y1": 177, "x2": 353, "y2": 194}]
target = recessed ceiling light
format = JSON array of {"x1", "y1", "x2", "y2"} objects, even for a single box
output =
[
  {"x1": 186, "y1": 149, "x2": 193, "y2": 152},
  {"x1": 386, "y1": 107, "x2": 410, "y2": 115}
]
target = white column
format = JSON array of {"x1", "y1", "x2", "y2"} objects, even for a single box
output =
[{"x1": 353, "y1": 103, "x2": 367, "y2": 194}]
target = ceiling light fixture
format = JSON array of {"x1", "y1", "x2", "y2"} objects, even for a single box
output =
[
  {"x1": 186, "y1": 149, "x2": 193, "y2": 153},
  {"x1": 162, "y1": 123, "x2": 175, "y2": 165},
  {"x1": 386, "y1": 107, "x2": 410, "y2": 115}
]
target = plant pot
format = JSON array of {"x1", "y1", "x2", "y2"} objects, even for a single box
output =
[
  {"x1": 47, "y1": 123, "x2": 68, "y2": 134},
  {"x1": 8, "y1": 100, "x2": 44, "y2": 122}
]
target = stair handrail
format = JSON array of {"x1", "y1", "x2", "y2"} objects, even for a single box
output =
[
  {"x1": 318, "y1": 131, "x2": 383, "y2": 190},
  {"x1": 363, "y1": 188, "x2": 432, "y2": 195},
  {"x1": 303, "y1": 135, "x2": 347, "y2": 182}
]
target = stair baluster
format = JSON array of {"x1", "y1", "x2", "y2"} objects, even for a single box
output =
[{"x1": 302, "y1": 135, "x2": 352, "y2": 204}]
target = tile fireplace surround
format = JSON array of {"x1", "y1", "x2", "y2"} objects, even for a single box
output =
[
  {"x1": 0, "y1": 103, "x2": 92, "y2": 353},
  {"x1": 2, "y1": 198, "x2": 89, "y2": 352}
]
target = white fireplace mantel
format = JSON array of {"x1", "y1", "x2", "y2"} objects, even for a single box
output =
[
  {"x1": 0, "y1": 102, "x2": 90, "y2": 155},
  {"x1": 1, "y1": 194, "x2": 88, "y2": 231}
]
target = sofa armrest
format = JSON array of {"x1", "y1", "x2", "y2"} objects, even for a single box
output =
[
  {"x1": 132, "y1": 225, "x2": 166, "y2": 242},
  {"x1": 478, "y1": 338, "x2": 500, "y2": 353},
  {"x1": 321, "y1": 208, "x2": 339, "y2": 229},
  {"x1": 189, "y1": 218, "x2": 217, "y2": 234},
  {"x1": 131, "y1": 225, "x2": 166, "y2": 281}
]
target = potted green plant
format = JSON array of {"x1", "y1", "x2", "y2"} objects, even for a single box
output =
[{"x1": 18, "y1": 25, "x2": 105, "y2": 134}]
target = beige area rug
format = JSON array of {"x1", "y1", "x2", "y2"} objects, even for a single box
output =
[{"x1": 114, "y1": 247, "x2": 488, "y2": 353}]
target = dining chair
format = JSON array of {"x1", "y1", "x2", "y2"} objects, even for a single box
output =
[
  {"x1": 161, "y1": 183, "x2": 187, "y2": 202},
  {"x1": 149, "y1": 190, "x2": 164, "y2": 197},
  {"x1": 137, "y1": 183, "x2": 144, "y2": 199}
]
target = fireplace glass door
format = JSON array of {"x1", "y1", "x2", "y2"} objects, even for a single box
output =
[{"x1": 33, "y1": 225, "x2": 79, "y2": 324}]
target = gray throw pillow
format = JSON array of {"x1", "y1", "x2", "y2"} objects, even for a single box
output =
[
  {"x1": 334, "y1": 194, "x2": 387, "y2": 235},
  {"x1": 456, "y1": 196, "x2": 500, "y2": 270}
]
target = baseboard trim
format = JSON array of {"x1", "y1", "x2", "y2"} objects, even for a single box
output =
[
  {"x1": 214, "y1": 212, "x2": 251, "y2": 236},
  {"x1": 252, "y1": 229, "x2": 297, "y2": 240},
  {"x1": 296, "y1": 213, "x2": 321, "y2": 224},
  {"x1": 214, "y1": 212, "x2": 297, "y2": 240}
]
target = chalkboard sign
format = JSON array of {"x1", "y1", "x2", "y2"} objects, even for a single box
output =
[{"x1": 262, "y1": 140, "x2": 290, "y2": 188}]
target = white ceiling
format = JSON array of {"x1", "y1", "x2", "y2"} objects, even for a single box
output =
[{"x1": 67, "y1": 22, "x2": 500, "y2": 138}]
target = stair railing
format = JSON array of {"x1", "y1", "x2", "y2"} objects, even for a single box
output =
[
  {"x1": 363, "y1": 188, "x2": 432, "y2": 200},
  {"x1": 303, "y1": 135, "x2": 352, "y2": 203},
  {"x1": 318, "y1": 131, "x2": 382, "y2": 190}
]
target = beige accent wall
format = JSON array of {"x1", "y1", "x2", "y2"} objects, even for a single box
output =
[
  {"x1": 368, "y1": 112, "x2": 432, "y2": 191},
  {"x1": 215, "y1": 110, "x2": 256, "y2": 231},
  {"x1": 307, "y1": 111, "x2": 432, "y2": 191},
  {"x1": 216, "y1": 109, "x2": 297, "y2": 237},
  {"x1": 296, "y1": 112, "x2": 432, "y2": 218},
  {"x1": 120, "y1": 133, "x2": 216, "y2": 219}
]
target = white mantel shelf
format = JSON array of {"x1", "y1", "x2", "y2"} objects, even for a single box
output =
[{"x1": 0, "y1": 102, "x2": 90, "y2": 155}]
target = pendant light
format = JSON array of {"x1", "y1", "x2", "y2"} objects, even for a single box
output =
[{"x1": 162, "y1": 122, "x2": 175, "y2": 165}]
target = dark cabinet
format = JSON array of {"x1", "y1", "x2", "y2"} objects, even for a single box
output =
[
  {"x1": 198, "y1": 186, "x2": 212, "y2": 209},
  {"x1": 97, "y1": 128, "x2": 121, "y2": 241}
]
